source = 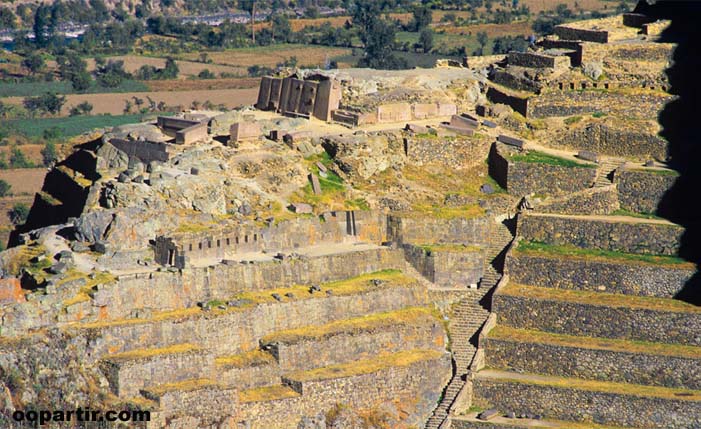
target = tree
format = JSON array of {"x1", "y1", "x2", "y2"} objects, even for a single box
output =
[
  {"x1": 41, "y1": 141, "x2": 58, "y2": 166},
  {"x1": 476, "y1": 31, "x2": 489, "y2": 55},
  {"x1": 57, "y1": 52, "x2": 92, "y2": 92},
  {"x1": 0, "y1": 180, "x2": 10, "y2": 197},
  {"x1": 8, "y1": 203, "x2": 30, "y2": 225},
  {"x1": 96, "y1": 60, "x2": 130, "y2": 88},
  {"x1": 410, "y1": 5, "x2": 432, "y2": 32},
  {"x1": 10, "y1": 147, "x2": 32, "y2": 168},
  {"x1": 239, "y1": 0, "x2": 269, "y2": 44},
  {"x1": 271, "y1": 13, "x2": 291, "y2": 43},
  {"x1": 163, "y1": 57, "x2": 179, "y2": 79},
  {"x1": 22, "y1": 53, "x2": 45, "y2": 75},
  {"x1": 352, "y1": 0, "x2": 382, "y2": 46},
  {"x1": 358, "y1": 20, "x2": 407, "y2": 70},
  {"x1": 23, "y1": 92, "x2": 67, "y2": 116},
  {"x1": 33, "y1": 4, "x2": 52, "y2": 48},
  {"x1": 418, "y1": 28, "x2": 434, "y2": 53},
  {"x1": 0, "y1": 7, "x2": 17, "y2": 29}
]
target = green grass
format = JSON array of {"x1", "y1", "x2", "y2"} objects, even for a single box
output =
[
  {"x1": 612, "y1": 208, "x2": 664, "y2": 220},
  {"x1": 509, "y1": 151, "x2": 596, "y2": 168},
  {"x1": 0, "y1": 80, "x2": 148, "y2": 97},
  {"x1": 1, "y1": 114, "x2": 147, "y2": 139},
  {"x1": 515, "y1": 240, "x2": 691, "y2": 267},
  {"x1": 630, "y1": 167, "x2": 679, "y2": 177}
]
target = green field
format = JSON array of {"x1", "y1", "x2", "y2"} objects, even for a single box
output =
[
  {"x1": 1, "y1": 114, "x2": 147, "y2": 139},
  {"x1": 510, "y1": 150, "x2": 597, "y2": 168},
  {"x1": 0, "y1": 80, "x2": 149, "y2": 97}
]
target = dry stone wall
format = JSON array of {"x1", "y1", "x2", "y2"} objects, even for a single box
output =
[
  {"x1": 240, "y1": 354, "x2": 450, "y2": 429},
  {"x1": 527, "y1": 90, "x2": 674, "y2": 119},
  {"x1": 91, "y1": 247, "x2": 404, "y2": 321},
  {"x1": 489, "y1": 144, "x2": 597, "y2": 197},
  {"x1": 518, "y1": 213, "x2": 683, "y2": 255},
  {"x1": 473, "y1": 377, "x2": 700, "y2": 429},
  {"x1": 485, "y1": 337, "x2": 701, "y2": 390},
  {"x1": 554, "y1": 121, "x2": 668, "y2": 160},
  {"x1": 506, "y1": 250, "x2": 695, "y2": 298},
  {"x1": 405, "y1": 135, "x2": 487, "y2": 169},
  {"x1": 387, "y1": 216, "x2": 488, "y2": 245},
  {"x1": 535, "y1": 186, "x2": 619, "y2": 215},
  {"x1": 494, "y1": 292, "x2": 701, "y2": 346},
  {"x1": 77, "y1": 284, "x2": 425, "y2": 359},
  {"x1": 403, "y1": 244, "x2": 485, "y2": 288},
  {"x1": 615, "y1": 168, "x2": 678, "y2": 214}
]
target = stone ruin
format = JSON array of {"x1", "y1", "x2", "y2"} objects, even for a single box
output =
[{"x1": 1, "y1": 4, "x2": 699, "y2": 428}]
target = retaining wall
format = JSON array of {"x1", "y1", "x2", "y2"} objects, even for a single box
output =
[
  {"x1": 518, "y1": 213, "x2": 683, "y2": 255},
  {"x1": 615, "y1": 168, "x2": 678, "y2": 214}
]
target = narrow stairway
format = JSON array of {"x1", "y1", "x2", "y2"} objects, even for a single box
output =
[
  {"x1": 594, "y1": 158, "x2": 624, "y2": 187},
  {"x1": 424, "y1": 218, "x2": 514, "y2": 429}
]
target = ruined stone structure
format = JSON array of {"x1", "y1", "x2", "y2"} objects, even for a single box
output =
[{"x1": 2, "y1": 6, "x2": 699, "y2": 429}]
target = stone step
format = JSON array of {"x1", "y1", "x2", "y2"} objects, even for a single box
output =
[
  {"x1": 473, "y1": 369, "x2": 701, "y2": 429},
  {"x1": 71, "y1": 270, "x2": 426, "y2": 358},
  {"x1": 215, "y1": 350, "x2": 281, "y2": 389},
  {"x1": 486, "y1": 326, "x2": 701, "y2": 390},
  {"x1": 518, "y1": 212, "x2": 684, "y2": 256},
  {"x1": 495, "y1": 282, "x2": 701, "y2": 346},
  {"x1": 100, "y1": 344, "x2": 214, "y2": 398},
  {"x1": 259, "y1": 306, "x2": 445, "y2": 371},
  {"x1": 506, "y1": 242, "x2": 696, "y2": 298}
]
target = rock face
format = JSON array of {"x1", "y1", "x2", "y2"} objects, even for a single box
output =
[{"x1": 323, "y1": 132, "x2": 405, "y2": 180}]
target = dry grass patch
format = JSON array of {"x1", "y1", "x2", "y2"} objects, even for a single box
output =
[
  {"x1": 260, "y1": 306, "x2": 438, "y2": 346},
  {"x1": 286, "y1": 349, "x2": 442, "y2": 383},
  {"x1": 483, "y1": 370, "x2": 701, "y2": 401},
  {"x1": 143, "y1": 378, "x2": 218, "y2": 396},
  {"x1": 215, "y1": 350, "x2": 275, "y2": 369},
  {"x1": 179, "y1": 44, "x2": 351, "y2": 68},
  {"x1": 104, "y1": 344, "x2": 201, "y2": 362},
  {"x1": 502, "y1": 283, "x2": 701, "y2": 314},
  {"x1": 490, "y1": 326, "x2": 701, "y2": 359},
  {"x1": 239, "y1": 384, "x2": 300, "y2": 403}
]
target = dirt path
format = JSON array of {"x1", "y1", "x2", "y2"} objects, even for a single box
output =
[{"x1": 526, "y1": 211, "x2": 678, "y2": 225}]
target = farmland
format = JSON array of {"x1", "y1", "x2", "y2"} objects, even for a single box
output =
[
  {"x1": 178, "y1": 44, "x2": 353, "y2": 69},
  {"x1": 1, "y1": 114, "x2": 147, "y2": 138}
]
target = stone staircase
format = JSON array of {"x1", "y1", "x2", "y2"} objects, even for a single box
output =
[
  {"x1": 425, "y1": 219, "x2": 514, "y2": 429},
  {"x1": 593, "y1": 158, "x2": 624, "y2": 187}
]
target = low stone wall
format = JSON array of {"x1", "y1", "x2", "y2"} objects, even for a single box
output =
[
  {"x1": 155, "y1": 210, "x2": 387, "y2": 268},
  {"x1": 527, "y1": 91, "x2": 674, "y2": 119},
  {"x1": 91, "y1": 247, "x2": 405, "y2": 321},
  {"x1": 554, "y1": 25, "x2": 608, "y2": 43},
  {"x1": 404, "y1": 244, "x2": 484, "y2": 287},
  {"x1": 506, "y1": 250, "x2": 695, "y2": 298},
  {"x1": 508, "y1": 52, "x2": 570, "y2": 70},
  {"x1": 580, "y1": 41, "x2": 674, "y2": 65},
  {"x1": 143, "y1": 385, "x2": 238, "y2": 421},
  {"x1": 615, "y1": 168, "x2": 678, "y2": 214},
  {"x1": 405, "y1": 135, "x2": 487, "y2": 169},
  {"x1": 266, "y1": 322, "x2": 444, "y2": 372},
  {"x1": 101, "y1": 349, "x2": 214, "y2": 398},
  {"x1": 535, "y1": 186, "x2": 619, "y2": 215},
  {"x1": 77, "y1": 283, "x2": 425, "y2": 359},
  {"x1": 388, "y1": 216, "x2": 488, "y2": 246},
  {"x1": 485, "y1": 337, "x2": 701, "y2": 390},
  {"x1": 494, "y1": 292, "x2": 701, "y2": 346},
  {"x1": 518, "y1": 213, "x2": 683, "y2": 255},
  {"x1": 489, "y1": 143, "x2": 597, "y2": 197},
  {"x1": 217, "y1": 360, "x2": 280, "y2": 389},
  {"x1": 554, "y1": 121, "x2": 668, "y2": 160},
  {"x1": 473, "y1": 377, "x2": 700, "y2": 429},
  {"x1": 239, "y1": 353, "x2": 451, "y2": 429}
]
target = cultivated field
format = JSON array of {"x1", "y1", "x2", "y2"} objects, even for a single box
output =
[
  {"x1": 83, "y1": 56, "x2": 247, "y2": 79},
  {"x1": 179, "y1": 44, "x2": 353, "y2": 69},
  {"x1": 143, "y1": 77, "x2": 260, "y2": 92},
  {"x1": 0, "y1": 168, "x2": 47, "y2": 196},
  {"x1": 3, "y1": 87, "x2": 258, "y2": 116},
  {"x1": 0, "y1": 145, "x2": 56, "y2": 166},
  {"x1": 521, "y1": 0, "x2": 625, "y2": 13}
]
